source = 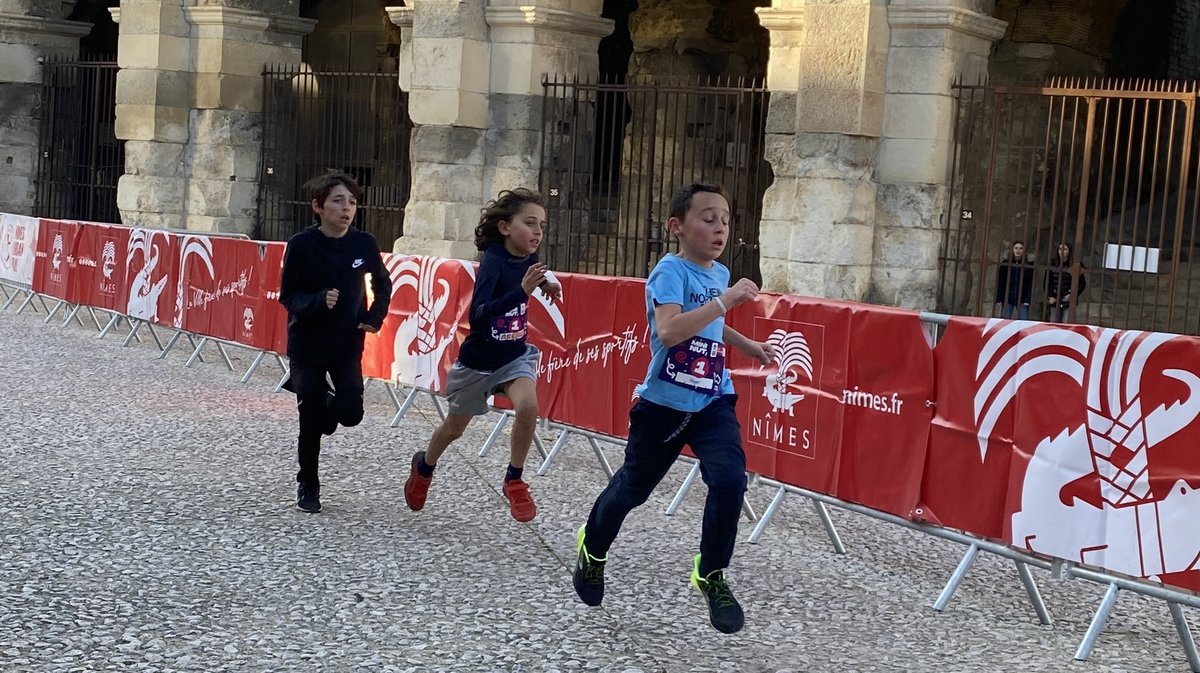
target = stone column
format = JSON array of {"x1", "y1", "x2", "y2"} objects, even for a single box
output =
[
  {"x1": 871, "y1": 2, "x2": 1005, "y2": 308},
  {"x1": 114, "y1": 0, "x2": 312, "y2": 233},
  {"x1": 756, "y1": 0, "x2": 889, "y2": 300},
  {"x1": 0, "y1": 3, "x2": 90, "y2": 215},
  {"x1": 391, "y1": 0, "x2": 610, "y2": 258},
  {"x1": 183, "y1": 4, "x2": 313, "y2": 234}
]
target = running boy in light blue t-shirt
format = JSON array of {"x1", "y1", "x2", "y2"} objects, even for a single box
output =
[{"x1": 572, "y1": 183, "x2": 777, "y2": 634}]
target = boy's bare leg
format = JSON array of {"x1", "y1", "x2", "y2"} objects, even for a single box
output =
[
  {"x1": 424, "y1": 413, "x2": 473, "y2": 465},
  {"x1": 502, "y1": 377, "x2": 539, "y2": 469}
]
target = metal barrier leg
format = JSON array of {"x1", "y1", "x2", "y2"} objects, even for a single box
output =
[
  {"x1": 145, "y1": 324, "x2": 165, "y2": 350},
  {"x1": 1015, "y1": 561, "x2": 1053, "y2": 626},
  {"x1": 588, "y1": 436, "x2": 615, "y2": 478},
  {"x1": 158, "y1": 330, "x2": 185, "y2": 359},
  {"x1": 1168, "y1": 601, "x2": 1200, "y2": 673},
  {"x1": 274, "y1": 365, "x2": 292, "y2": 394},
  {"x1": 86, "y1": 307, "x2": 103, "y2": 331},
  {"x1": 1075, "y1": 583, "x2": 1120, "y2": 662},
  {"x1": 2, "y1": 288, "x2": 19, "y2": 310},
  {"x1": 183, "y1": 333, "x2": 204, "y2": 361},
  {"x1": 665, "y1": 462, "x2": 701, "y2": 516},
  {"x1": 15, "y1": 291, "x2": 38, "y2": 314},
  {"x1": 389, "y1": 387, "x2": 420, "y2": 427},
  {"x1": 43, "y1": 299, "x2": 65, "y2": 324},
  {"x1": 933, "y1": 544, "x2": 980, "y2": 612},
  {"x1": 120, "y1": 320, "x2": 144, "y2": 347},
  {"x1": 480, "y1": 413, "x2": 510, "y2": 457},
  {"x1": 531, "y1": 431, "x2": 549, "y2": 462},
  {"x1": 430, "y1": 394, "x2": 446, "y2": 420},
  {"x1": 748, "y1": 486, "x2": 787, "y2": 544},
  {"x1": 742, "y1": 492, "x2": 758, "y2": 523},
  {"x1": 813, "y1": 500, "x2": 846, "y2": 555},
  {"x1": 215, "y1": 342, "x2": 234, "y2": 371},
  {"x1": 534, "y1": 427, "x2": 570, "y2": 476},
  {"x1": 60, "y1": 303, "x2": 82, "y2": 327},
  {"x1": 97, "y1": 312, "x2": 121, "y2": 339},
  {"x1": 185, "y1": 337, "x2": 208, "y2": 368},
  {"x1": 383, "y1": 382, "x2": 403, "y2": 411},
  {"x1": 241, "y1": 351, "x2": 267, "y2": 383}
]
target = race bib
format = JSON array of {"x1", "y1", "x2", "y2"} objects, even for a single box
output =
[
  {"x1": 658, "y1": 336, "x2": 725, "y2": 394},
  {"x1": 490, "y1": 305, "x2": 527, "y2": 342}
]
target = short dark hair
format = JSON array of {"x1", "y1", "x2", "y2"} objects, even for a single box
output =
[
  {"x1": 303, "y1": 170, "x2": 364, "y2": 210},
  {"x1": 668, "y1": 182, "x2": 728, "y2": 221},
  {"x1": 475, "y1": 188, "x2": 545, "y2": 251}
]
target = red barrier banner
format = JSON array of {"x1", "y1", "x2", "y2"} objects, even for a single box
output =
[
  {"x1": 922, "y1": 318, "x2": 1200, "y2": 591},
  {"x1": 0, "y1": 213, "x2": 39, "y2": 286},
  {"x1": 32, "y1": 218, "x2": 79, "y2": 300},
  {"x1": 117, "y1": 227, "x2": 178, "y2": 326},
  {"x1": 375, "y1": 255, "x2": 477, "y2": 390},
  {"x1": 80, "y1": 223, "x2": 131, "y2": 312}
]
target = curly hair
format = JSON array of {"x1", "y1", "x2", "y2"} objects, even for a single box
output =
[{"x1": 474, "y1": 188, "x2": 546, "y2": 251}]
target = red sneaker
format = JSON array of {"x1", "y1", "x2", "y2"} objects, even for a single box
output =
[
  {"x1": 503, "y1": 479, "x2": 537, "y2": 522},
  {"x1": 404, "y1": 451, "x2": 433, "y2": 511}
]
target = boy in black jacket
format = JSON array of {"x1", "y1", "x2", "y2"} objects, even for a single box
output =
[{"x1": 279, "y1": 170, "x2": 392, "y2": 513}]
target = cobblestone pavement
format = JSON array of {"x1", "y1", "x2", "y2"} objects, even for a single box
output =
[{"x1": 1, "y1": 302, "x2": 1197, "y2": 673}]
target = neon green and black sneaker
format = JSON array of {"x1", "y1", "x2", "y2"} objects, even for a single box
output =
[
  {"x1": 691, "y1": 554, "x2": 744, "y2": 634},
  {"x1": 573, "y1": 525, "x2": 606, "y2": 606}
]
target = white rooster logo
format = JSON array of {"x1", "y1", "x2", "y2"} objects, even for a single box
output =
[
  {"x1": 974, "y1": 321, "x2": 1200, "y2": 580},
  {"x1": 101, "y1": 241, "x2": 116, "y2": 279},
  {"x1": 51, "y1": 233, "x2": 63, "y2": 271},
  {"x1": 391, "y1": 256, "x2": 475, "y2": 392},
  {"x1": 762, "y1": 328, "x2": 812, "y2": 416}
]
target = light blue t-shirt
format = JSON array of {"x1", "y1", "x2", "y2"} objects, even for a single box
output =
[{"x1": 635, "y1": 254, "x2": 736, "y2": 412}]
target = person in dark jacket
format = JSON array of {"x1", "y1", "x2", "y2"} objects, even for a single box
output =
[
  {"x1": 402, "y1": 188, "x2": 561, "y2": 523},
  {"x1": 279, "y1": 170, "x2": 392, "y2": 513},
  {"x1": 1045, "y1": 241, "x2": 1086, "y2": 323},
  {"x1": 994, "y1": 240, "x2": 1034, "y2": 320}
]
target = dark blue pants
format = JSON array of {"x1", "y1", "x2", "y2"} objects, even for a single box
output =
[
  {"x1": 290, "y1": 358, "x2": 365, "y2": 484},
  {"x1": 584, "y1": 395, "x2": 747, "y2": 575}
]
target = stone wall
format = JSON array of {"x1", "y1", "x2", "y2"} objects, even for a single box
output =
[{"x1": 0, "y1": 1, "x2": 90, "y2": 215}]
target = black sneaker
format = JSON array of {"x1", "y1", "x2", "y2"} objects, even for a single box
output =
[
  {"x1": 690, "y1": 554, "x2": 744, "y2": 634},
  {"x1": 296, "y1": 481, "x2": 321, "y2": 513},
  {"x1": 573, "y1": 525, "x2": 606, "y2": 606}
]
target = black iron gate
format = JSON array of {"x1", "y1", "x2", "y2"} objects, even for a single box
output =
[
  {"x1": 941, "y1": 78, "x2": 1200, "y2": 334},
  {"x1": 35, "y1": 57, "x2": 122, "y2": 224},
  {"x1": 539, "y1": 75, "x2": 771, "y2": 282},
  {"x1": 258, "y1": 65, "x2": 411, "y2": 245}
]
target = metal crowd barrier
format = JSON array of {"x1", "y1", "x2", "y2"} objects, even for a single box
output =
[{"x1": 5, "y1": 288, "x2": 1197, "y2": 672}]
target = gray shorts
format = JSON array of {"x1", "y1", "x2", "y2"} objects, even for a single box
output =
[{"x1": 444, "y1": 345, "x2": 541, "y2": 416}]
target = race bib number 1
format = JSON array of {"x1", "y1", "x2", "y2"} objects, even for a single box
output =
[{"x1": 658, "y1": 336, "x2": 725, "y2": 394}]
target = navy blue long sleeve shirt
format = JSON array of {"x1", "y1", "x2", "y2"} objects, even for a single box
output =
[
  {"x1": 279, "y1": 225, "x2": 392, "y2": 365},
  {"x1": 456, "y1": 244, "x2": 537, "y2": 371}
]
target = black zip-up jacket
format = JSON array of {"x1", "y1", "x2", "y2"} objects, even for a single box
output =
[
  {"x1": 1045, "y1": 264, "x2": 1087, "y2": 306},
  {"x1": 279, "y1": 225, "x2": 392, "y2": 364},
  {"x1": 457, "y1": 244, "x2": 537, "y2": 371}
]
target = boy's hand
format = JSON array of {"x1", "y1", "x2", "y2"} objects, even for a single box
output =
[
  {"x1": 325, "y1": 288, "x2": 339, "y2": 309},
  {"x1": 742, "y1": 340, "x2": 778, "y2": 366},
  {"x1": 358, "y1": 323, "x2": 379, "y2": 333},
  {"x1": 521, "y1": 264, "x2": 548, "y2": 295},
  {"x1": 1048, "y1": 296, "x2": 1057, "y2": 305},
  {"x1": 722, "y1": 278, "x2": 759, "y2": 309},
  {"x1": 539, "y1": 280, "x2": 562, "y2": 301}
]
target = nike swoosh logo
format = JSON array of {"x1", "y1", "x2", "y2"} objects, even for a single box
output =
[{"x1": 352, "y1": 259, "x2": 364, "y2": 268}]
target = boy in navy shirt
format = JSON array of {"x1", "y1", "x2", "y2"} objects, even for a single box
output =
[
  {"x1": 572, "y1": 183, "x2": 776, "y2": 633},
  {"x1": 403, "y1": 189, "x2": 561, "y2": 522}
]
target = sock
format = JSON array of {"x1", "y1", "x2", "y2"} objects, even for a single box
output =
[
  {"x1": 504, "y1": 464, "x2": 523, "y2": 482},
  {"x1": 416, "y1": 453, "x2": 435, "y2": 478}
]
